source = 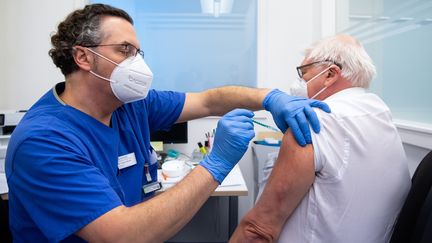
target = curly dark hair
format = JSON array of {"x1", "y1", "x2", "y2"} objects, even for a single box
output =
[{"x1": 49, "y1": 4, "x2": 133, "y2": 76}]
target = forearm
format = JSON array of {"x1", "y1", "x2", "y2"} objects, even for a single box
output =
[
  {"x1": 78, "y1": 166, "x2": 218, "y2": 243},
  {"x1": 128, "y1": 166, "x2": 218, "y2": 242},
  {"x1": 230, "y1": 179, "x2": 296, "y2": 243},
  {"x1": 178, "y1": 86, "x2": 271, "y2": 123},
  {"x1": 203, "y1": 86, "x2": 270, "y2": 116}
]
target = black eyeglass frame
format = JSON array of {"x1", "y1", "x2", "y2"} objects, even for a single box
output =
[
  {"x1": 296, "y1": 60, "x2": 342, "y2": 78},
  {"x1": 81, "y1": 43, "x2": 144, "y2": 58}
]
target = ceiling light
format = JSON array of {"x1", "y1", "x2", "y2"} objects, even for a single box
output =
[{"x1": 200, "y1": 0, "x2": 233, "y2": 18}]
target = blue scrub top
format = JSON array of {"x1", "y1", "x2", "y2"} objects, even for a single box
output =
[{"x1": 5, "y1": 82, "x2": 185, "y2": 242}]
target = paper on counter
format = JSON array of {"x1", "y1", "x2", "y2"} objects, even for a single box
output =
[
  {"x1": 158, "y1": 164, "x2": 244, "y2": 189},
  {"x1": 220, "y1": 167, "x2": 244, "y2": 187}
]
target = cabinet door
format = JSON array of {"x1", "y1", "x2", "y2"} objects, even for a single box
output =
[{"x1": 167, "y1": 197, "x2": 230, "y2": 243}]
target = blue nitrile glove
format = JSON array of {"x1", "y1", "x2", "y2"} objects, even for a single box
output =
[
  {"x1": 200, "y1": 109, "x2": 255, "y2": 184},
  {"x1": 263, "y1": 89, "x2": 331, "y2": 146}
]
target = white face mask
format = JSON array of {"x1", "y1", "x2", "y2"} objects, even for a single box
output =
[
  {"x1": 87, "y1": 48, "x2": 153, "y2": 103},
  {"x1": 289, "y1": 77, "x2": 308, "y2": 97},
  {"x1": 289, "y1": 67, "x2": 331, "y2": 99}
]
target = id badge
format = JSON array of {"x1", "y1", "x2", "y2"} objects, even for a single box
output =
[
  {"x1": 118, "y1": 152, "x2": 137, "y2": 170},
  {"x1": 142, "y1": 181, "x2": 162, "y2": 194}
]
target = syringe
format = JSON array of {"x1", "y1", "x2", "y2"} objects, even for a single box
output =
[{"x1": 252, "y1": 119, "x2": 281, "y2": 132}]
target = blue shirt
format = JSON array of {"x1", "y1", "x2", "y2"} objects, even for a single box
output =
[{"x1": 5, "y1": 82, "x2": 185, "y2": 242}]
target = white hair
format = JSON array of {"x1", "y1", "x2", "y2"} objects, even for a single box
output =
[{"x1": 304, "y1": 35, "x2": 376, "y2": 88}]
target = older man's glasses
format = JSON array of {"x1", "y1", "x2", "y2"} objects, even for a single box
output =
[
  {"x1": 83, "y1": 43, "x2": 144, "y2": 58},
  {"x1": 296, "y1": 60, "x2": 342, "y2": 78}
]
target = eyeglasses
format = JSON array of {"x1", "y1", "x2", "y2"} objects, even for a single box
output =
[
  {"x1": 296, "y1": 60, "x2": 342, "y2": 78},
  {"x1": 82, "y1": 43, "x2": 144, "y2": 58}
]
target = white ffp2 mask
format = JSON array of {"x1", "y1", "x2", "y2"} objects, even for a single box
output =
[
  {"x1": 87, "y1": 48, "x2": 153, "y2": 103},
  {"x1": 289, "y1": 77, "x2": 308, "y2": 97},
  {"x1": 289, "y1": 67, "x2": 331, "y2": 99}
]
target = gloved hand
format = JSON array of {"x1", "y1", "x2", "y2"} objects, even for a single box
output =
[
  {"x1": 200, "y1": 109, "x2": 255, "y2": 184},
  {"x1": 263, "y1": 89, "x2": 331, "y2": 146}
]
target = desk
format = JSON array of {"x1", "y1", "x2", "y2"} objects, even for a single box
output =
[{"x1": 158, "y1": 164, "x2": 248, "y2": 242}]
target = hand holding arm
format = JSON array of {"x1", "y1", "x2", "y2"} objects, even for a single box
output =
[{"x1": 263, "y1": 89, "x2": 331, "y2": 146}]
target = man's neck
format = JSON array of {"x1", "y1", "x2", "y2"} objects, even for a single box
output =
[
  {"x1": 60, "y1": 73, "x2": 122, "y2": 126},
  {"x1": 319, "y1": 79, "x2": 353, "y2": 101}
]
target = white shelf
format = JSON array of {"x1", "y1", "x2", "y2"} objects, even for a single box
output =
[{"x1": 394, "y1": 119, "x2": 432, "y2": 150}]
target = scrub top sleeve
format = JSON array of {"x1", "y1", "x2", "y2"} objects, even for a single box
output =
[
  {"x1": 144, "y1": 89, "x2": 186, "y2": 132},
  {"x1": 7, "y1": 136, "x2": 123, "y2": 242}
]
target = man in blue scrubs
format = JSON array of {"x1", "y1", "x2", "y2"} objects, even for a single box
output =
[{"x1": 5, "y1": 4, "x2": 330, "y2": 242}]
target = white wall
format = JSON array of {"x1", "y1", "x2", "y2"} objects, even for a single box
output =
[
  {"x1": 0, "y1": 0, "x2": 87, "y2": 110},
  {"x1": 257, "y1": 1, "x2": 323, "y2": 92}
]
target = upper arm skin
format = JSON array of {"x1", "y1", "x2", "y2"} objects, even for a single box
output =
[
  {"x1": 230, "y1": 130, "x2": 316, "y2": 243},
  {"x1": 176, "y1": 92, "x2": 211, "y2": 123},
  {"x1": 176, "y1": 87, "x2": 270, "y2": 123}
]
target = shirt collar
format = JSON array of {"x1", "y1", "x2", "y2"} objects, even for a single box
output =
[
  {"x1": 52, "y1": 82, "x2": 67, "y2": 106},
  {"x1": 325, "y1": 87, "x2": 366, "y2": 101}
]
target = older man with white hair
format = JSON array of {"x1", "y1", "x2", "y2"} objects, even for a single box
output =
[{"x1": 230, "y1": 35, "x2": 411, "y2": 243}]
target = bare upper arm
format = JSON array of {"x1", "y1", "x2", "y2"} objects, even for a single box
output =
[
  {"x1": 266, "y1": 129, "x2": 315, "y2": 199},
  {"x1": 257, "y1": 129, "x2": 315, "y2": 224},
  {"x1": 76, "y1": 205, "x2": 129, "y2": 242},
  {"x1": 230, "y1": 129, "x2": 315, "y2": 242},
  {"x1": 176, "y1": 92, "x2": 211, "y2": 123},
  {"x1": 176, "y1": 86, "x2": 269, "y2": 123}
]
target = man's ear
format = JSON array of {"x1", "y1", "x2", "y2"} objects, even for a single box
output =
[
  {"x1": 72, "y1": 46, "x2": 93, "y2": 71},
  {"x1": 324, "y1": 65, "x2": 341, "y2": 87}
]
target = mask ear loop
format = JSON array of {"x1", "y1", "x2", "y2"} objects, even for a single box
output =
[
  {"x1": 308, "y1": 66, "x2": 332, "y2": 83},
  {"x1": 307, "y1": 66, "x2": 332, "y2": 99},
  {"x1": 310, "y1": 86, "x2": 328, "y2": 99},
  {"x1": 89, "y1": 70, "x2": 117, "y2": 83},
  {"x1": 86, "y1": 48, "x2": 121, "y2": 66},
  {"x1": 86, "y1": 48, "x2": 122, "y2": 84}
]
